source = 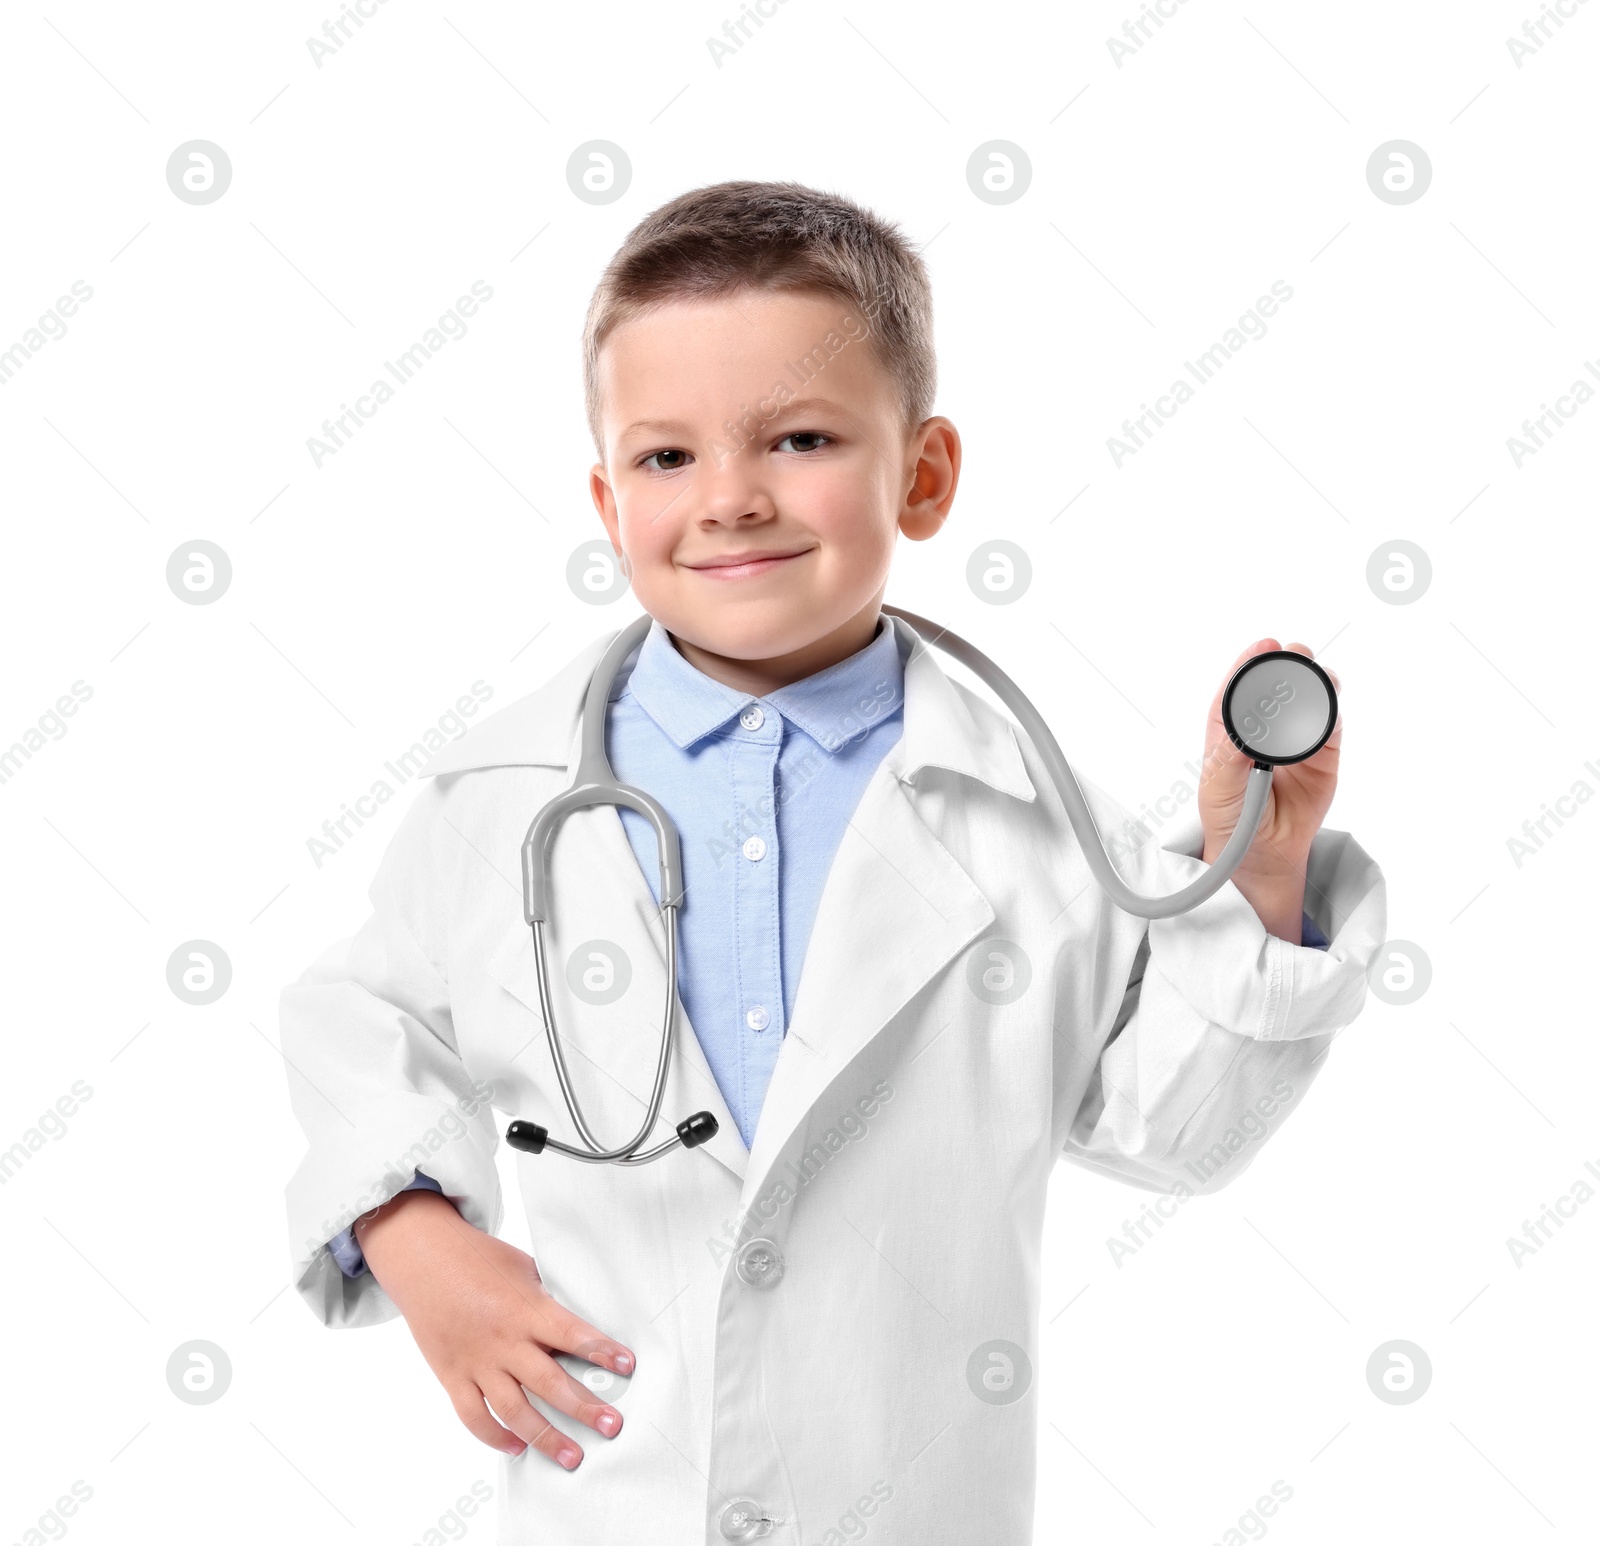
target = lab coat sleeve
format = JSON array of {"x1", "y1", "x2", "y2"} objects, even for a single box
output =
[
  {"x1": 280, "y1": 777, "x2": 503, "y2": 1329},
  {"x1": 1059, "y1": 798, "x2": 1387, "y2": 1196}
]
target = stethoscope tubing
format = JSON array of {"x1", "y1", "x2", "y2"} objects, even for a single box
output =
[
  {"x1": 528, "y1": 910, "x2": 686, "y2": 1164},
  {"x1": 879, "y1": 606, "x2": 1274, "y2": 921}
]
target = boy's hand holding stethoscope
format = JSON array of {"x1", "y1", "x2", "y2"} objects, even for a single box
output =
[{"x1": 1197, "y1": 637, "x2": 1343, "y2": 943}]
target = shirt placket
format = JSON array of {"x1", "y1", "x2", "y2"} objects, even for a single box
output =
[{"x1": 728, "y1": 699, "x2": 784, "y2": 1149}]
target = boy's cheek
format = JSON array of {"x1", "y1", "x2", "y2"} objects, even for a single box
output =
[{"x1": 616, "y1": 510, "x2": 678, "y2": 560}]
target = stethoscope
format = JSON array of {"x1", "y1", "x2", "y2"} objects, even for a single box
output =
[{"x1": 505, "y1": 607, "x2": 1337, "y2": 1166}]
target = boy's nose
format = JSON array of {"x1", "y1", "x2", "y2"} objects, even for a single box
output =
[{"x1": 696, "y1": 458, "x2": 779, "y2": 524}]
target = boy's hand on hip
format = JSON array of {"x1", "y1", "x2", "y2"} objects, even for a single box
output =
[
  {"x1": 1196, "y1": 638, "x2": 1341, "y2": 943},
  {"x1": 354, "y1": 1189, "x2": 633, "y2": 1470}
]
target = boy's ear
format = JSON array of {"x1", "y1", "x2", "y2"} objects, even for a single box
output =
[
  {"x1": 590, "y1": 463, "x2": 622, "y2": 551},
  {"x1": 899, "y1": 417, "x2": 961, "y2": 542}
]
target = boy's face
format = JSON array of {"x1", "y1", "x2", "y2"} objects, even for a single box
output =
[{"x1": 590, "y1": 288, "x2": 959, "y2": 674}]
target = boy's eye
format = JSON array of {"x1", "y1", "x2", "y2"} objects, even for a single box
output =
[
  {"x1": 641, "y1": 448, "x2": 691, "y2": 473},
  {"x1": 776, "y1": 431, "x2": 831, "y2": 454}
]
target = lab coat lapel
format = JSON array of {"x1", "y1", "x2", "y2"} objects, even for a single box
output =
[{"x1": 737, "y1": 616, "x2": 1035, "y2": 1213}]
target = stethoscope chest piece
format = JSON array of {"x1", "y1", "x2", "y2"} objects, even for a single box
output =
[{"x1": 1221, "y1": 650, "x2": 1337, "y2": 767}]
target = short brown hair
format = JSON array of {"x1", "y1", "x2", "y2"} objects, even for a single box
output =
[{"x1": 582, "y1": 179, "x2": 936, "y2": 457}]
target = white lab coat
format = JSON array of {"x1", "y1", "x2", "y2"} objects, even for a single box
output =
[{"x1": 281, "y1": 615, "x2": 1386, "y2": 1545}]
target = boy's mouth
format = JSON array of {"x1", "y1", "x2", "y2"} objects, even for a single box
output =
[{"x1": 683, "y1": 546, "x2": 812, "y2": 582}]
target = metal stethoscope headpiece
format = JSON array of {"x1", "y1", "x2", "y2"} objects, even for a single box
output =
[
  {"x1": 505, "y1": 608, "x2": 1337, "y2": 1166},
  {"x1": 506, "y1": 611, "x2": 717, "y2": 1165}
]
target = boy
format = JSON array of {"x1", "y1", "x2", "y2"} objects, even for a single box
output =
[{"x1": 281, "y1": 180, "x2": 1386, "y2": 1544}]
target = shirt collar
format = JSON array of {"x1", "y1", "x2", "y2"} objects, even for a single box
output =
[
  {"x1": 416, "y1": 612, "x2": 1034, "y2": 804},
  {"x1": 618, "y1": 614, "x2": 904, "y2": 754}
]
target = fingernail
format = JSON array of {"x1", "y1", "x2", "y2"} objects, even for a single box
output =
[
  {"x1": 597, "y1": 1410, "x2": 619, "y2": 1436},
  {"x1": 613, "y1": 1350, "x2": 633, "y2": 1373},
  {"x1": 505, "y1": 1443, "x2": 527, "y2": 1458},
  {"x1": 558, "y1": 1446, "x2": 581, "y2": 1469}
]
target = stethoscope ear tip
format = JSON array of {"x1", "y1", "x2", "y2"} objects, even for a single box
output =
[
  {"x1": 506, "y1": 1119, "x2": 549, "y2": 1155},
  {"x1": 506, "y1": 1112, "x2": 715, "y2": 1158},
  {"x1": 677, "y1": 1111, "x2": 719, "y2": 1149}
]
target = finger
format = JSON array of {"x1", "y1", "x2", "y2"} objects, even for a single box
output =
[
  {"x1": 482, "y1": 1372, "x2": 584, "y2": 1470},
  {"x1": 511, "y1": 1346, "x2": 625, "y2": 1439},
  {"x1": 1207, "y1": 638, "x2": 1281, "y2": 723},
  {"x1": 1230, "y1": 636, "x2": 1281, "y2": 669},
  {"x1": 1282, "y1": 639, "x2": 1342, "y2": 702},
  {"x1": 1218, "y1": 636, "x2": 1282, "y2": 684},
  {"x1": 530, "y1": 1300, "x2": 635, "y2": 1377},
  {"x1": 447, "y1": 1381, "x2": 531, "y2": 1460}
]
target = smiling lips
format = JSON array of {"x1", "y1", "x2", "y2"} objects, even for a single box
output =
[{"x1": 685, "y1": 548, "x2": 810, "y2": 581}]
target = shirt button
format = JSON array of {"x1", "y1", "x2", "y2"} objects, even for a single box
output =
[
  {"x1": 735, "y1": 1238, "x2": 785, "y2": 1290},
  {"x1": 739, "y1": 704, "x2": 765, "y2": 730},
  {"x1": 719, "y1": 1498, "x2": 776, "y2": 1539},
  {"x1": 745, "y1": 1004, "x2": 770, "y2": 1031},
  {"x1": 741, "y1": 835, "x2": 767, "y2": 862}
]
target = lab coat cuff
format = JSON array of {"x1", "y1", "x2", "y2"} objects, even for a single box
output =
[
  {"x1": 1143, "y1": 816, "x2": 1388, "y2": 1043},
  {"x1": 285, "y1": 1092, "x2": 503, "y2": 1329}
]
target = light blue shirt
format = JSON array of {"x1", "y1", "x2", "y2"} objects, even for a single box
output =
[
  {"x1": 327, "y1": 614, "x2": 1330, "y2": 1275},
  {"x1": 605, "y1": 615, "x2": 906, "y2": 1147}
]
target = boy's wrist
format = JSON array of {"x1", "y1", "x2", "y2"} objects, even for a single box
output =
[
  {"x1": 353, "y1": 1188, "x2": 457, "y2": 1280},
  {"x1": 1200, "y1": 836, "x2": 1310, "y2": 889},
  {"x1": 1198, "y1": 840, "x2": 1310, "y2": 942},
  {"x1": 1229, "y1": 865, "x2": 1309, "y2": 943}
]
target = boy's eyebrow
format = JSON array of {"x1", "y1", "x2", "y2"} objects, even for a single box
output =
[{"x1": 619, "y1": 397, "x2": 851, "y2": 440}]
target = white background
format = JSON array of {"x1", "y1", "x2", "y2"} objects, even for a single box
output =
[{"x1": 1, "y1": 1, "x2": 1596, "y2": 1542}]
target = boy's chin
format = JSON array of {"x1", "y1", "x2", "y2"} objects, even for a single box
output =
[{"x1": 657, "y1": 599, "x2": 853, "y2": 660}]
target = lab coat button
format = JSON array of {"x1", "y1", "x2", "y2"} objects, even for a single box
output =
[
  {"x1": 719, "y1": 1498, "x2": 777, "y2": 1539},
  {"x1": 741, "y1": 835, "x2": 767, "y2": 861},
  {"x1": 735, "y1": 1237, "x2": 784, "y2": 1289},
  {"x1": 745, "y1": 1004, "x2": 770, "y2": 1031},
  {"x1": 739, "y1": 705, "x2": 765, "y2": 730}
]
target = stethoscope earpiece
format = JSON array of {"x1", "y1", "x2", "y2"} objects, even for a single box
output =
[
  {"x1": 677, "y1": 1111, "x2": 719, "y2": 1149},
  {"x1": 505, "y1": 1120, "x2": 549, "y2": 1155}
]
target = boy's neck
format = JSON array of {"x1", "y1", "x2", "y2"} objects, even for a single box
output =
[{"x1": 667, "y1": 602, "x2": 884, "y2": 698}]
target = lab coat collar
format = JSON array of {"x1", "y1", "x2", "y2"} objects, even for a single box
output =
[
  {"x1": 417, "y1": 612, "x2": 1035, "y2": 801},
  {"x1": 884, "y1": 615, "x2": 1035, "y2": 802}
]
